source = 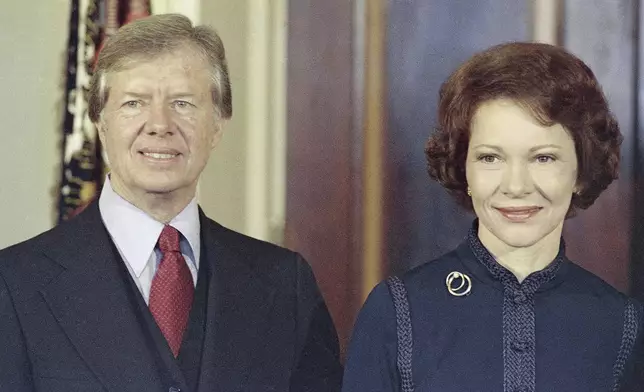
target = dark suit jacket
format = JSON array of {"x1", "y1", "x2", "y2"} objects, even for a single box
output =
[{"x1": 0, "y1": 203, "x2": 342, "y2": 391}]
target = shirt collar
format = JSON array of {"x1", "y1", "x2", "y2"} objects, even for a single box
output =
[
  {"x1": 170, "y1": 196, "x2": 201, "y2": 269},
  {"x1": 98, "y1": 177, "x2": 201, "y2": 277}
]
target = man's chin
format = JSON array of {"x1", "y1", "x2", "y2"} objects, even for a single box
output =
[
  {"x1": 137, "y1": 180, "x2": 186, "y2": 195},
  {"x1": 115, "y1": 174, "x2": 196, "y2": 199},
  {"x1": 144, "y1": 185, "x2": 184, "y2": 195}
]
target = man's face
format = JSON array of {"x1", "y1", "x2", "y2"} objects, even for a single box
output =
[{"x1": 98, "y1": 48, "x2": 221, "y2": 201}]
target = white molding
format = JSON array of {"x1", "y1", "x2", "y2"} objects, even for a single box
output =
[
  {"x1": 533, "y1": 0, "x2": 559, "y2": 44},
  {"x1": 150, "y1": 0, "x2": 200, "y2": 24},
  {"x1": 243, "y1": 0, "x2": 287, "y2": 242},
  {"x1": 269, "y1": 0, "x2": 288, "y2": 244},
  {"x1": 194, "y1": 1, "x2": 288, "y2": 243},
  {"x1": 245, "y1": 0, "x2": 271, "y2": 240}
]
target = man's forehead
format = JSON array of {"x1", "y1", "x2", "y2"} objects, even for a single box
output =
[
  {"x1": 120, "y1": 51, "x2": 206, "y2": 71},
  {"x1": 107, "y1": 53, "x2": 210, "y2": 89}
]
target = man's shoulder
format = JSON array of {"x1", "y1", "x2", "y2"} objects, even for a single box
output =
[
  {"x1": 0, "y1": 225, "x2": 58, "y2": 260},
  {"x1": 202, "y1": 216, "x2": 291, "y2": 252},
  {"x1": 201, "y1": 216, "x2": 301, "y2": 267},
  {"x1": 0, "y1": 221, "x2": 77, "y2": 288},
  {"x1": 3, "y1": 201, "x2": 105, "y2": 269}
]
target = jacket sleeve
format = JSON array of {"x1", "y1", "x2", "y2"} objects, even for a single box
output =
[
  {"x1": 342, "y1": 281, "x2": 400, "y2": 392},
  {"x1": 289, "y1": 254, "x2": 343, "y2": 392},
  {"x1": 0, "y1": 271, "x2": 35, "y2": 391}
]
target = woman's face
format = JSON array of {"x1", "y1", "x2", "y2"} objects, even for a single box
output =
[{"x1": 465, "y1": 99, "x2": 578, "y2": 250}]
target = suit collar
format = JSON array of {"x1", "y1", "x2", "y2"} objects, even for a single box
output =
[
  {"x1": 196, "y1": 212, "x2": 277, "y2": 390},
  {"x1": 40, "y1": 201, "x2": 114, "y2": 270},
  {"x1": 38, "y1": 203, "x2": 278, "y2": 391},
  {"x1": 38, "y1": 202, "x2": 170, "y2": 391}
]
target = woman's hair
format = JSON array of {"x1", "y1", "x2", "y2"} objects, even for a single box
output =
[{"x1": 425, "y1": 42, "x2": 622, "y2": 213}]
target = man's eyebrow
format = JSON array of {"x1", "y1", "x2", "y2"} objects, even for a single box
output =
[{"x1": 120, "y1": 92, "x2": 152, "y2": 100}]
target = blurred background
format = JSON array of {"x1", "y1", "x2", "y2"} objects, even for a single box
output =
[{"x1": 1, "y1": 0, "x2": 644, "y2": 357}]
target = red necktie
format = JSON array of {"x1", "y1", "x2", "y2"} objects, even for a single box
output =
[{"x1": 149, "y1": 225, "x2": 194, "y2": 357}]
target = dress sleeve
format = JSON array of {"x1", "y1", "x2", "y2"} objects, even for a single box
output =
[
  {"x1": 342, "y1": 281, "x2": 401, "y2": 392},
  {"x1": 618, "y1": 300, "x2": 644, "y2": 392}
]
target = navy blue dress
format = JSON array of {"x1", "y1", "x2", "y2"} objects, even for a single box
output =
[{"x1": 342, "y1": 227, "x2": 644, "y2": 391}]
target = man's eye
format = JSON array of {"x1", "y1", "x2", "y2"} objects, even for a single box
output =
[
  {"x1": 173, "y1": 100, "x2": 192, "y2": 109},
  {"x1": 123, "y1": 101, "x2": 141, "y2": 108}
]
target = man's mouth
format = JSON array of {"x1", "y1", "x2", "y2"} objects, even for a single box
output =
[
  {"x1": 138, "y1": 148, "x2": 181, "y2": 161},
  {"x1": 141, "y1": 152, "x2": 179, "y2": 159}
]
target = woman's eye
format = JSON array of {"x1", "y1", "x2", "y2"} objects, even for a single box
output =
[
  {"x1": 536, "y1": 155, "x2": 555, "y2": 163},
  {"x1": 479, "y1": 155, "x2": 499, "y2": 164}
]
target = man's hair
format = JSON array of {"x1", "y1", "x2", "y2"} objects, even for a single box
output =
[
  {"x1": 88, "y1": 13, "x2": 232, "y2": 122},
  {"x1": 425, "y1": 42, "x2": 622, "y2": 214}
]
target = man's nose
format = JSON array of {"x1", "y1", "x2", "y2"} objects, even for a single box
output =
[{"x1": 145, "y1": 103, "x2": 172, "y2": 136}]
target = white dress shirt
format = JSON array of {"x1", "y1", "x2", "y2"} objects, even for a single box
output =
[{"x1": 98, "y1": 177, "x2": 201, "y2": 304}]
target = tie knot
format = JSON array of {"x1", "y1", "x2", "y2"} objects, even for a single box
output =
[{"x1": 158, "y1": 225, "x2": 181, "y2": 253}]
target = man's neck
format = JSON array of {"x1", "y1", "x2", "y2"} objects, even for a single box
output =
[
  {"x1": 110, "y1": 179, "x2": 195, "y2": 224},
  {"x1": 478, "y1": 222, "x2": 563, "y2": 283}
]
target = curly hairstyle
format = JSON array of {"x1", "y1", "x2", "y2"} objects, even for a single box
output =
[{"x1": 425, "y1": 42, "x2": 622, "y2": 214}]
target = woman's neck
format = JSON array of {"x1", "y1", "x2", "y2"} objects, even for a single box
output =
[{"x1": 477, "y1": 222, "x2": 563, "y2": 283}]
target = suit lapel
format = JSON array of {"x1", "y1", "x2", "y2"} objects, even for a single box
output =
[
  {"x1": 196, "y1": 214, "x2": 277, "y2": 391},
  {"x1": 38, "y1": 203, "x2": 168, "y2": 391}
]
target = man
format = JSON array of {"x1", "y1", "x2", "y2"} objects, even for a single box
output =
[{"x1": 0, "y1": 14, "x2": 342, "y2": 392}]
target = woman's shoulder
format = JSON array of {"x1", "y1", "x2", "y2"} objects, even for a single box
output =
[
  {"x1": 360, "y1": 247, "x2": 470, "y2": 311},
  {"x1": 398, "y1": 247, "x2": 466, "y2": 292},
  {"x1": 558, "y1": 259, "x2": 643, "y2": 343},
  {"x1": 564, "y1": 258, "x2": 636, "y2": 303},
  {"x1": 362, "y1": 248, "x2": 461, "y2": 300}
]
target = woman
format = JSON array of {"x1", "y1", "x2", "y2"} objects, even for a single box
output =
[{"x1": 342, "y1": 42, "x2": 643, "y2": 391}]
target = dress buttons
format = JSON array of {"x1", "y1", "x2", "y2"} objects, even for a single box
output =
[
  {"x1": 511, "y1": 340, "x2": 529, "y2": 352},
  {"x1": 168, "y1": 387, "x2": 181, "y2": 392},
  {"x1": 513, "y1": 292, "x2": 527, "y2": 304}
]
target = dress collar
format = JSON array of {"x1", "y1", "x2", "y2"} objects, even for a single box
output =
[{"x1": 457, "y1": 220, "x2": 568, "y2": 294}]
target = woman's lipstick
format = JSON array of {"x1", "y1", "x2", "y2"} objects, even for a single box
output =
[{"x1": 495, "y1": 206, "x2": 542, "y2": 222}]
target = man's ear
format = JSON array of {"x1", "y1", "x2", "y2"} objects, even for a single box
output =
[
  {"x1": 210, "y1": 119, "x2": 227, "y2": 149},
  {"x1": 96, "y1": 118, "x2": 106, "y2": 145}
]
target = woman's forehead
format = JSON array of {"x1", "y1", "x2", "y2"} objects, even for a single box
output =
[{"x1": 469, "y1": 99, "x2": 575, "y2": 151}]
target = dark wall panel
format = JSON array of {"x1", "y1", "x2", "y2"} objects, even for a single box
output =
[
  {"x1": 561, "y1": 0, "x2": 636, "y2": 292},
  {"x1": 285, "y1": 0, "x2": 358, "y2": 354},
  {"x1": 630, "y1": 0, "x2": 644, "y2": 301},
  {"x1": 385, "y1": 0, "x2": 531, "y2": 274}
]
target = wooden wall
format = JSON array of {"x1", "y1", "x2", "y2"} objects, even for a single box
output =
[
  {"x1": 286, "y1": 0, "x2": 644, "y2": 355},
  {"x1": 285, "y1": 0, "x2": 359, "y2": 355},
  {"x1": 561, "y1": 0, "x2": 637, "y2": 293}
]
